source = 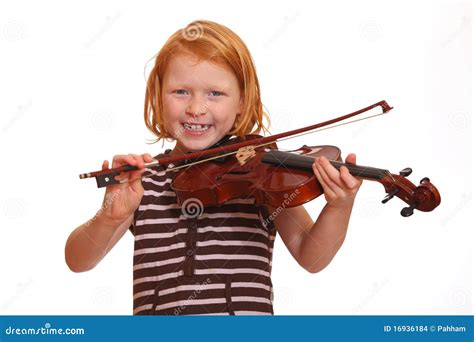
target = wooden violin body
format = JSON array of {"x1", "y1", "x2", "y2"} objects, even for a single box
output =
[
  {"x1": 171, "y1": 135, "x2": 338, "y2": 208},
  {"x1": 172, "y1": 135, "x2": 441, "y2": 217}
]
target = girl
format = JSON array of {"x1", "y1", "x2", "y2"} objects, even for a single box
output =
[{"x1": 65, "y1": 20, "x2": 362, "y2": 315}]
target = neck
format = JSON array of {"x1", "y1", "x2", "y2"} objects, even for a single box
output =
[{"x1": 261, "y1": 150, "x2": 390, "y2": 180}]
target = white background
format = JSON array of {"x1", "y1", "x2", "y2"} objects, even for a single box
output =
[{"x1": 0, "y1": 0, "x2": 471, "y2": 315}]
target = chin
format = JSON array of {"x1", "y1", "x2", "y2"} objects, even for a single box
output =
[{"x1": 180, "y1": 136, "x2": 217, "y2": 152}]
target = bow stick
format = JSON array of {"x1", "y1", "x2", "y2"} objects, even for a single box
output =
[{"x1": 79, "y1": 100, "x2": 393, "y2": 188}]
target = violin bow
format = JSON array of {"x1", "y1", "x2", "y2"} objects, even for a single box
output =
[{"x1": 79, "y1": 100, "x2": 393, "y2": 188}]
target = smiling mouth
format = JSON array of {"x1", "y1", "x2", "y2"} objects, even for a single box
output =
[{"x1": 182, "y1": 123, "x2": 212, "y2": 132}]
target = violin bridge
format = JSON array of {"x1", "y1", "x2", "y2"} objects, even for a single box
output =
[{"x1": 236, "y1": 146, "x2": 256, "y2": 165}]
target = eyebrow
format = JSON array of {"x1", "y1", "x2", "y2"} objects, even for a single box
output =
[{"x1": 167, "y1": 82, "x2": 231, "y2": 91}]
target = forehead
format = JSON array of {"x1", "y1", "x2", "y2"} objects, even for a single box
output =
[{"x1": 163, "y1": 54, "x2": 238, "y2": 88}]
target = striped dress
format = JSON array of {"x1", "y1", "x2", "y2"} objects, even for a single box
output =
[{"x1": 130, "y1": 150, "x2": 277, "y2": 315}]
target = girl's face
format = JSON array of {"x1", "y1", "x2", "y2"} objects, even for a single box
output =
[{"x1": 161, "y1": 54, "x2": 243, "y2": 155}]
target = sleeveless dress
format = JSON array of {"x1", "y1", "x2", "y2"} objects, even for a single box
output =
[{"x1": 129, "y1": 150, "x2": 277, "y2": 315}]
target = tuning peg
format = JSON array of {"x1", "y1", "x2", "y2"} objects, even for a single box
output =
[
  {"x1": 399, "y1": 168, "x2": 412, "y2": 177},
  {"x1": 420, "y1": 177, "x2": 430, "y2": 184},
  {"x1": 401, "y1": 203, "x2": 416, "y2": 217},
  {"x1": 382, "y1": 188, "x2": 399, "y2": 204}
]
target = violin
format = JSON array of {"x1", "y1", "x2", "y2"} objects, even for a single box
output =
[{"x1": 79, "y1": 100, "x2": 441, "y2": 217}]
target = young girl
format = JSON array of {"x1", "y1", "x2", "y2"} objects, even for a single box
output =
[{"x1": 65, "y1": 20, "x2": 362, "y2": 315}]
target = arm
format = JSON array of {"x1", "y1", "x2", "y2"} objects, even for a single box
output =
[
  {"x1": 65, "y1": 153, "x2": 153, "y2": 273},
  {"x1": 272, "y1": 202, "x2": 354, "y2": 273},
  {"x1": 65, "y1": 213, "x2": 133, "y2": 273},
  {"x1": 271, "y1": 154, "x2": 362, "y2": 273}
]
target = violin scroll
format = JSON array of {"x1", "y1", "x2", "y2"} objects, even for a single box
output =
[{"x1": 380, "y1": 172, "x2": 441, "y2": 217}]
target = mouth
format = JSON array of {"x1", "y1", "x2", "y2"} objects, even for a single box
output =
[{"x1": 182, "y1": 122, "x2": 213, "y2": 133}]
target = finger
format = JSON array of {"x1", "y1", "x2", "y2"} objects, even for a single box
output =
[
  {"x1": 102, "y1": 160, "x2": 109, "y2": 170},
  {"x1": 115, "y1": 166, "x2": 145, "y2": 186},
  {"x1": 345, "y1": 153, "x2": 357, "y2": 165},
  {"x1": 313, "y1": 161, "x2": 336, "y2": 199},
  {"x1": 128, "y1": 154, "x2": 145, "y2": 169},
  {"x1": 111, "y1": 155, "x2": 139, "y2": 184},
  {"x1": 312, "y1": 160, "x2": 337, "y2": 199},
  {"x1": 131, "y1": 153, "x2": 151, "y2": 169},
  {"x1": 319, "y1": 156, "x2": 348, "y2": 190},
  {"x1": 127, "y1": 166, "x2": 149, "y2": 192},
  {"x1": 317, "y1": 161, "x2": 348, "y2": 198},
  {"x1": 142, "y1": 153, "x2": 153, "y2": 163},
  {"x1": 125, "y1": 154, "x2": 148, "y2": 181},
  {"x1": 340, "y1": 165, "x2": 361, "y2": 189},
  {"x1": 112, "y1": 155, "x2": 138, "y2": 168}
]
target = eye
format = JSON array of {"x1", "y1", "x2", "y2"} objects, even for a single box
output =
[
  {"x1": 209, "y1": 90, "x2": 223, "y2": 97},
  {"x1": 174, "y1": 89, "x2": 188, "y2": 95}
]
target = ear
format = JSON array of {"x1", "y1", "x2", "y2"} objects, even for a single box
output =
[
  {"x1": 233, "y1": 113, "x2": 241, "y2": 128},
  {"x1": 239, "y1": 96, "x2": 244, "y2": 112}
]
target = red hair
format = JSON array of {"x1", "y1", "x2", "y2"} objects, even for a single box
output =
[{"x1": 144, "y1": 20, "x2": 270, "y2": 143}]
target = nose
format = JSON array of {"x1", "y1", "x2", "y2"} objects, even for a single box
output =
[{"x1": 185, "y1": 95, "x2": 208, "y2": 117}]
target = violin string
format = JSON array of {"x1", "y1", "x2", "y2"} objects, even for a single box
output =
[
  {"x1": 121, "y1": 149, "x2": 242, "y2": 184},
  {"x1": 120, "y1": 111, "x2": 388, "y2": 185}
]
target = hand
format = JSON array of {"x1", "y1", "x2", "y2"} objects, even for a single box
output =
[
  {"x1": 99, "y1": 153, "x2": 153, "y2": 223},
  {"x1": 312, "y1": 153, "x2": 363, "y2": 209}
]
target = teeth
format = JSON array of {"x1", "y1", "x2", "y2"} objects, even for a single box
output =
[{"x1": 183, "y1": 123, "x2": 210, "y2": 131}]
